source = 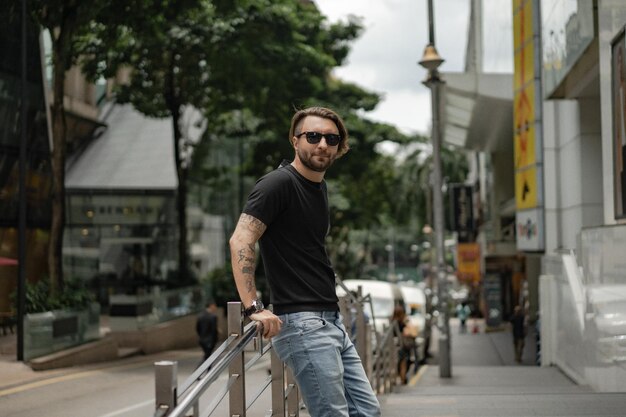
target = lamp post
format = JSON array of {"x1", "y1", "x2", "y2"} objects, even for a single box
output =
[{"x1": 418, "y1": 0, "x2": 451, "y2": 378}]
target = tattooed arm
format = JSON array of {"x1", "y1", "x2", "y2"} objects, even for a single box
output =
[
  {"x1": 229, "y1": 213, "x2": 282, "y2": 337},
  {"x1": 229, "y1": 213, "x2": 266, "y2": 305}
]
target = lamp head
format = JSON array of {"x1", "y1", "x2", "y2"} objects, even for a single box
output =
[{"x1": 419, "y1": 44, "x2": 444, "y2": 71}]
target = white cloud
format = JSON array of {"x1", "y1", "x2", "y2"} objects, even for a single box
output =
[
  {"x1": 316, "y1": 0, "x2": 470, "y2": 135},
  {"x1": 316, "y1": 0, "x2": 513, "y2": 135}
]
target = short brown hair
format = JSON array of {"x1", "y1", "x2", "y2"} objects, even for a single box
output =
[{"x1": 289, "y1": 106, "x2": 350, "y2": 157}]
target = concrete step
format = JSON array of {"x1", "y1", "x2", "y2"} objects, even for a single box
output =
[
  {"x1": 29, "y1": 337, "x2": 119, "y2": 371},
  {"x1": 117, "y1": 347, "x2": 141, "y2": 359}
]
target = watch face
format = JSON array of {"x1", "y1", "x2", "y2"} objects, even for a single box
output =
[{"x1": 245, "y1": 300, "x2": 264, "y2": 316}]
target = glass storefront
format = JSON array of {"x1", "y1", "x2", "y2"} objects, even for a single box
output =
[
  {"x1": 542, "y1": 0, "x2": 595, "y2": 96},
  {"x1": 0, "y1": 8, "x2": 52, "y2": 313},
  {"x1": 64, "y1": 192, "x2": 178, "y2": 308}
]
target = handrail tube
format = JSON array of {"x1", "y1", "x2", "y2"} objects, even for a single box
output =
[
  {"x1": 181, "y1": 333, "x2": 238, "y2": 393},
  {"x1": 200, "y1": 374, "x2": 238, "y2": 417},
  {"x1": 167, "y1": 323, "x2": 258, "y2": 417},
  {"x1": 246, "y1": 375, "x2": 273, "y2": 410}
]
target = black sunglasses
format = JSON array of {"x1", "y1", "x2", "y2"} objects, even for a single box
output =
[{"x1": 296, "y1": 131, "x2": 342, "y2": 146}]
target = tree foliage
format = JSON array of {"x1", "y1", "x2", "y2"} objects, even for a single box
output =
[
  {"x1": 78, "y1": 0, "x2": 375, "y2": 280},
  {"x1": 24, "y1": 0, "x2": 109, "y2": 294}
]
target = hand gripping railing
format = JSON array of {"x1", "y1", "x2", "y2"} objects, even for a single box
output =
[{"x1": 153, "y1": 301, "x2": 301, "y2": 417}]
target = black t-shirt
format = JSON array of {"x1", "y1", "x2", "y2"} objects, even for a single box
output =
[{"x1": 243, "y1": 161, "x2": 338, "y2": 314}]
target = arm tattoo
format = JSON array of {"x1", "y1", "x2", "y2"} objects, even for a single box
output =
[
  {"x1": 239, "y1": 214, "x2": 267, "y2": 236},
  {"x1": 232, "y1": 214, "x2": 267, "y2": 298}
]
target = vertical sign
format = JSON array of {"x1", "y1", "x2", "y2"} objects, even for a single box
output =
[
  {"x1": 611, "y1": 27, "x2": 626, "y2": 220},
  {"x1": 513, "y1": 0, "x2": 545, "y2": 251},
  {"x1": 483, "y1": 273, "x2": 502, "y2": 328},
  {"x1": 449, "y1": 184, "x2": 475, "y2": 243},
  {"x1": 457, "y1": 242, "x2": 480, "y2": 284}
]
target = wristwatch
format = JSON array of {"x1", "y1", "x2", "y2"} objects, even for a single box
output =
[{"x1": 244, "y1": 299, "x2": 265, "y2": 317}]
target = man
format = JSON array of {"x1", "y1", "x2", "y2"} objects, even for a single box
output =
[
  {"x1": 229, "y1": 107, "x2": 381, "y2": 417},
  {"x1": 510, "y1": 305, "x2": 526, "y2": 364},
  {"x1": 196, "y1": 301, "x2": 218, "y2": 363}
]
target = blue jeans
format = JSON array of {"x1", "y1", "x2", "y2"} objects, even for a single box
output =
[{"x1": 271, "y1": 311, "x2": 381, "y2": 417}]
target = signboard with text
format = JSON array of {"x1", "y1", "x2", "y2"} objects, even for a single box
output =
[
  {"x1": 457, "y1": 243, "x2": 481, "y2": 284},
  {"x1": 449, "y1": 184, "x2": 475, "y2": 242},
  {"x1": 513, "y1": 0, "x2": 545, "y2": 252},
  {"x1": 515, "y1": 208, "x2": 545, "y2": 251}
]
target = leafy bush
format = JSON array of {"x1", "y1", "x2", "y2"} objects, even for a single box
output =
[{"x1": 11, "y1": 278, "x2": 96, "y2": 314}]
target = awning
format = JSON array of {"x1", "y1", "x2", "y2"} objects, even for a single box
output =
[
  {"x1": 441, "y1": 72, "x2": 513, "y2": 153},
  {"x1": 0, "y1": 257, "x2": 18, "y2": 266}
]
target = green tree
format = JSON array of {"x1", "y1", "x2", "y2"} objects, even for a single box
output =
[
  {"x1": 79, "y1": 0, "x2": 366, "y2": 280},
  {"x1": 23, "y1": 0, "x2": 107, "y2": 294}
]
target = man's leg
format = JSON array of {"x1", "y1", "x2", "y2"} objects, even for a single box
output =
[
  {"x1": 334, "y1": 316, "x2": 381, "y2": 416},
  {"x1": 272, "y1": 312, "x2": 352, "y2": 417}
]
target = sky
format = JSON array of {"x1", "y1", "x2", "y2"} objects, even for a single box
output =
[{"x1": 315, "y1": 0, "x2": 512, "y2": 135}]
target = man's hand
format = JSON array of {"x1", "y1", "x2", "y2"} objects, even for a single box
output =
[{"x1": 249, "y1": 309, "x2": 283, "y2": 339}]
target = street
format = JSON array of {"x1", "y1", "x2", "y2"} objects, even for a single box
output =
[{"x1": 0, "y1": 348, "x2": 276, "y2": 417}]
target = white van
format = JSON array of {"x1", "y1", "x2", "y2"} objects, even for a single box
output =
[{"x1": 336, "y1": 279, "x2": 405, "y2": 334}]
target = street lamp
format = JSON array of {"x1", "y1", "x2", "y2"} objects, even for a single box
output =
[{"x1": 418, "y1": 0, "x2": 451, "y2": 378}]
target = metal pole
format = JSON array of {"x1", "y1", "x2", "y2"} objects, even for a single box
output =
[
  {"x1": 419, "y1": 0, "x2": 451, "y2": 378},
  {"x1": 17, "y1": 0, "x2": 28, "y2": 362},
  {"x1": 427, "y1": 0, "x2": 435, "y2": 45},
  {"x1": 155, "y1": 360, "x2": 178, "y2": 415},
  {"x1": 428, "y1": 78, "x2": 451, "y2": 378}
]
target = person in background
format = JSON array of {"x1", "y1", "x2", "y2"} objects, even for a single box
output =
[
  {"x1": 510, "y1": 305, "x2": 527, "y2": 364},
  {"x1": 391, "y1": 305, "x2": 413, "y2": 385},
  {"x1": 229, "y1": 106, "x2": 380, "y2": 417},
  {"x1": 456, "y1": 301, "x2": 471, "y2": 333},
  {"x1": 196, "y1": 301, "x2": 218, "y2": 364}
]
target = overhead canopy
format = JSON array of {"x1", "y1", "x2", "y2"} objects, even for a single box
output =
[
  {"x1": 441, "y1": 72, "x2": 513, "y2": 153},
  {"x1": 66, "y1": 104, "x2": 178, "y2": 191}
]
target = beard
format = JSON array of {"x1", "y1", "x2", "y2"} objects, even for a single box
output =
[{"x1": 296, "y1": 147, "x2": 337, "y2": 173}]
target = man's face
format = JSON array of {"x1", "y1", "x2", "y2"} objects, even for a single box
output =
[{"x1": 293, "y1": 116, "x2": 340, "y2": 173}]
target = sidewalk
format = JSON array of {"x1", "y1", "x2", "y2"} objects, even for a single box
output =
[
  {"x1": 379, "y1": 318, "x2": 626, "y2": 417},
  {"x1": 0, "y1": 333, "x2": 88, "y2": 392}
]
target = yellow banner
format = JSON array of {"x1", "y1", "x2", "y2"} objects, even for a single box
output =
[
  {"x1": 457, "y1": 243, "x2": 481, "y2": 284},
  {"x1": 514, "y1": 83, "x2": 536, "y2": 169},
  {"x1": 515, "y1": 166, "x2": 538, "y2": 209},
  {"x1": 514, "y1": 35, "x2": 534, "y2": 91},
  {"x1": 513, "y1": 0, "x2": 533, "y2": 50}
]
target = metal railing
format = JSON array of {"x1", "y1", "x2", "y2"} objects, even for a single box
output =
[{"x1": 153, "y1": 291, "x2": 400, "y2": 416}]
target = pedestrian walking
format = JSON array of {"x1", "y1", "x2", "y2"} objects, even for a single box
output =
[
  {"x1": 391, "y1": 305, "x2": 417, "y2": 385},
  {"x1": 456, "y1": 301, "x2": 471, "y2": 333},
  {"x1": 229, "y1": 106, "x2": 381, "y2": 417},
  {"x1": 510, "y1": 305, "x2": 527, "y2": 363},
  {"x1": 196, "y1": 301, "x2": 218, "y2": 364}
]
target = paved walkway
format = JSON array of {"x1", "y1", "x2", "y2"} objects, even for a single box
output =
[
  {"x1": 4, "y1": 318, "x2": 626, "y2": 416},
  {"x1": 379, "y1": 318, "x2": 626, "y2": 417}
]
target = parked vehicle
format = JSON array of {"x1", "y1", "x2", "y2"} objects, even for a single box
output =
[{"x1": 336, "y1": 279, "x2": 405, "y2": 335}]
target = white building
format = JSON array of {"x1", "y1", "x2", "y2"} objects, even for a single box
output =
[{"x1": 441, "y1": 0, "x2": 626, "y2": 391}]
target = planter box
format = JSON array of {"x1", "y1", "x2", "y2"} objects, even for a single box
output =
[
  {"x1": 109, "y1": 285, "x2": 205, "y2": 332},
  {"x1": 24, "y1": 302, "x2": 101, "y2": 361}
]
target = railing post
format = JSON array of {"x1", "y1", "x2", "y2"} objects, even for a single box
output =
[
  {"x1": 155, "y1": 360, "x2": 178, "y2": 416},
  {"x1": 285, "y1": 366, "x2": 299, "y2": 417},
  {"x1": 270, "y1": 348, "x2": 285, "y2": 416},
  {"x1": 338, "y1": 297, "x2": 351, "y2": 338},
  {"x1": 228, "y1": 301, "x2": 246, "y2": 417},
  {"x1": 354, "y1": 288, "x2": 368, "y2": 372}
]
